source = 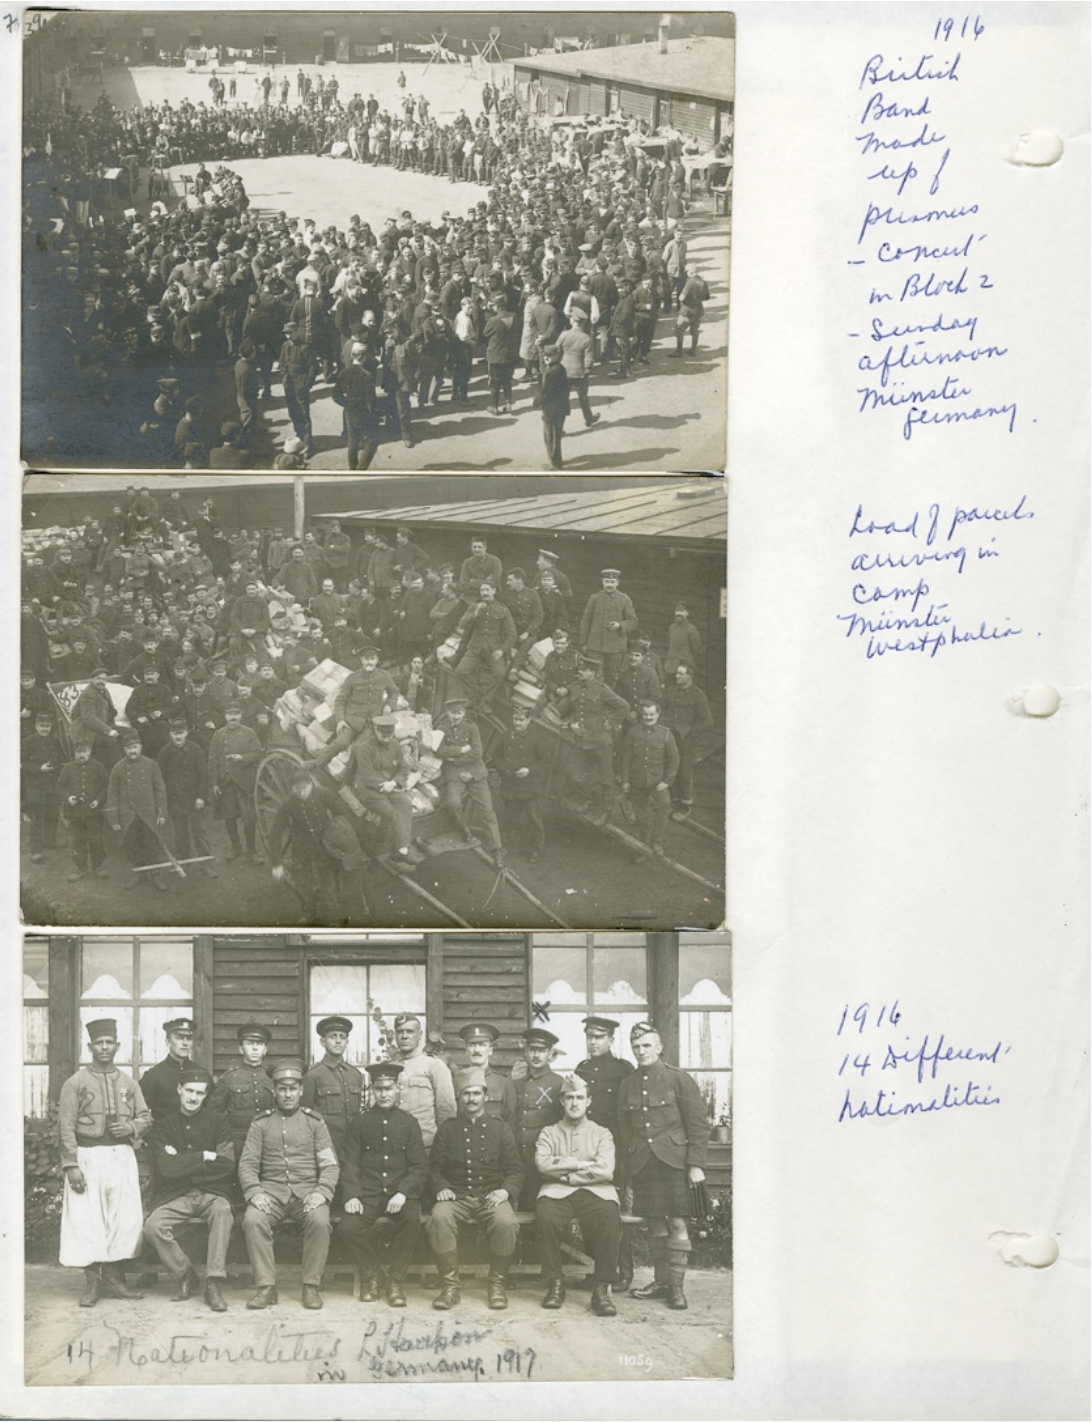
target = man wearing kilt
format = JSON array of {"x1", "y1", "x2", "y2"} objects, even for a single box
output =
[
  {"x1": 57, "y1": 1017, "x2": 151, "y2": 1307},
  {"x1": 618, "y1": 1021, "x2": 709, "y2": 1311}
]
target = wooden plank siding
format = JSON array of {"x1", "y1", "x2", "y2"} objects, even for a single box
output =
[
  {"x1": 209, "y1": 937, "x2": 305, "y2": 1076},
  {"x1": 439, "y1": 936, "x2": 530, "y2": 1070}
]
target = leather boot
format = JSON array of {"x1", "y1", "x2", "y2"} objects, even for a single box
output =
[
  {"x1": 99, "y1": 1262, "x2": 144, "y2": 1300},
  {"x1": 246, "y1": 1285, "x2": 278, "y2": 1309},
  {"x1": 590, "y1": 1282, "x2": 618, "y2": 1316},
  {"x1": 301, "y1": 1284, "x2": 323, "y2": 1309},
  {"x1": 386, "y1": 1275, "x2": 407, "y2": 1308},
  {"x1": 78, "y1": 1266, "x2": 101, "y2": 1308},
  {"x1": 630, "y1": 1246, "x2": 669, "y2": 1300},
  {"x1": 486, "y1": 1254, "x2": 512, "y2": 1310},
  {"x1": 204, "y1": 1279, "x2": 228, "y2": 1312},
  {"x1": 359, "y1": 1276, "x2": 381, "y2": 1302},
  {"x1": 666, "y1": 1247, "x2": 689, "y2": 1309},
  {"x1": 431, "y1": 1252, "x2": 461, "y2": 1311},
  {"x1": 171, "y1": 1265, "x2": 200, "y2": 1300},
  {"x1": 541, "y1": 1279, "x2": 565, "y2": 1309}
]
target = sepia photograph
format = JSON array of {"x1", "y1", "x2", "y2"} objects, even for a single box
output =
[
  {"x1": 23, "y1": 930, "x2": 732, "y2": 1386},
  {"x1": 22, "y1": 473, "x2": 726, "y2": 930},
  {"x1": 21, "y1": 7, "x2": 733, "y2": 473}
]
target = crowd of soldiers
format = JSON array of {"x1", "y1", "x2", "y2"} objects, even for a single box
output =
[
  {"x1": 24, "y1": 74, "x2": 720, "y2": 467},
  {"x1": 22, "y1": 491, "x2": 716, "y2": 917},
  {"x1": 57, "y1": 1011, "x2": 710, "y2": 1316}
]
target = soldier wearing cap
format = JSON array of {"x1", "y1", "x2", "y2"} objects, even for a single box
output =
[
  {"x1": 388, "y1": 1013, "x2": 456, "y2": 1146},
  {"x1": 208, "y1": 703, "x2": 263, "y2": 865},
  {"x1": 534, "y1": 1074, "x2": 624, "y2": 1316},
  {"x1": 453, "y1": 580, "x2": 517, "y2": 701},
  {"x1": 580, "y1": 569, "x2": 639, "y2": 688},
  {"x1": 139, "y1": 1017, "x2": 202, "y2": 1122},
  {"x1": 346, "y1": 713, "x2": 415, "y2": 873},
  {"x1": 279, "y1": 319, "x2": 319, "y2": 456},
  {"x1": 576, "y1": 1015, "x2": 637, "y2": 1287},
  {"x1": 106, "y1": 729, "x2": 170, "y2": 889},
  {"x1": 337, "y1": 1061, "x2": 428, "y2": 1307},
  {"x1": 458, "y1": 536, "x2": 503, "y2": 598},
  {"x1": 57, "y1": 734, "x2": 110, "y2": 881},
  {"x1": 512, "y1": 1027, "x2": 567, "y2": 1211},
  {"x1": 457, "y1": 1023, "x2": 516, "y2": 1125},
  {"x1": 21, "y1": 708, "x2": 62, "y2": 866},
  {"x1": 426, "y1": 1066, "x2": 524, "y2": 1312},
  {"x1": 487, "y1": 702, "x2": 550, "y2": 863},
  {"x1": 619, "y1": 1022, "x2": 709, "y2": 1310},
  {"x1": 559, "y1": 654, "x2": 630, "y2": 826},
  {"x1": 620, "y1": 700, "x2": 680, "y2": 860},
  {"x1": 239, "y1": 1059, "x2": 340, "y2": 1311},
  {"x1": 533, "y1": 548, "x2": 574, "y2": 607},
  {"x1": 302, "y1": 1016, "x2": 364, "y2": 1190},
  {"x1": 209, "y1": 1025, "x2": 277, "y2": 1169},
  {"x1": 436, "y1": 695, "x2": 506, "y2": 867},
  {"x1": 158, "y1": 715, "x2": 218, "y2": 878},
  {"x1": 144, "y1": 1066, "x2": 235, "y2": 1313},
  {"x1": 57, "y1": 1017, "x2": 151, "y2": 1307},
  {"x1": 316, "y1": 643, "x2": 398, "y2": 768}
]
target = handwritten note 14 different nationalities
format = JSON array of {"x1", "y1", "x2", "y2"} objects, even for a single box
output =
[
  {"x1": 851, "y1": 16, "x2": 1021, "y2": 440},
  {"x1": 838, "y1": 494, "x2": 1033, "y2": 659},
  {"x1": 836, "y1": 999, "x2": 1010, "y2": 1122}
]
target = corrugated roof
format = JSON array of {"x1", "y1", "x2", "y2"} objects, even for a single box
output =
[
  {"x1": 335, "y1": 479, "x2": 725, "y2": 544},
  {"x1": 514, "y1": 35, "x2": 734, "y2": 104}
]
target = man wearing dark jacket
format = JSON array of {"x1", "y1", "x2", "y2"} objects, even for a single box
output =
[
  {"x1": 143, "y1": 1067, "x2": 235, "y2": 1313},
  {"x1": 539, "y1": 345, "x2": 571, "y2": 469},
  {"x1": 158, "y1": 717, "x2": 218, "y2": 877},
  {"x1": 57, "y1": 741, "x2": 110, "y2": 881}
]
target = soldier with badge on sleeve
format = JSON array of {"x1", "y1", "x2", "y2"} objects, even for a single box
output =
[
  {"x1": 336, "y1": 1061, "x2": 428, "y2": 1307},
  {"x1": 238, "y1": 1059, "x2": 340, "y2": 1311},
  {"x1": 619, "y1": 1021, "x2": 709, "y2": 1311}
]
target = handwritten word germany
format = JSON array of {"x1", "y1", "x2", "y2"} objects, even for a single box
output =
[
  {"x1": 835, "y1": 998, "x2": 1011, "y2": 1122},
  {"x1": 837, "y1": 495, "x2": 1033, "y2": 660},
  {"x1": 848, "y1": 16, "x2": 1020, "y2": 439}
]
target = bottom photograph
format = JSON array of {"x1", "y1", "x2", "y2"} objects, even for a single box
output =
[{"x1": 23, "y1": 931, "x2": 732, "y2": 1386}]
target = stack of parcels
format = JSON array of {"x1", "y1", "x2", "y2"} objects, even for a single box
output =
[
  {"x1": 337, "y1": 717, "x2": 446, "y2": 820},
  {"x1": 273, "y1": 658, "x2": 353, "y2": 756},
  {"x1": 510, "y1": 637, "x2": 554, "y2": 712},
  {"x1": 436, "y1": 632, "x2": 462, "y2": 666}
]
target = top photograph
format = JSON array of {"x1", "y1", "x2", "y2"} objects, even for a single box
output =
[{"x1": 21, "y1": 8, "x2": 734, "y2": 474}]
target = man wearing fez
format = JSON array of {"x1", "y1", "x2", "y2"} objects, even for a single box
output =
[
  {"x1": 576, "y1": 1015, "x2": 636, "y2": 1288},
  {"x1": 619, "y1": 1021, "x2": 710, "y2": 1310},
  {"x1": 58, "y1": 1017, "x2": 151, "y2": 1307},
  {"x1": 143, "y1": 1066, "x2": 235, "y2": 1313},
  {"x1": 140, "y1": 1017, "x2": 199, "y2": 1122},
  {"x1": 534, "y1": 1075, "x2": 623, "y2": 1316},
  {"x1": 458, "y1": 1022, "x2": 516, "y2": 1125},
  {"x1": 302, "y1": 1015, "x2": 364, "y2": 1191},
  {"x1": 209, "y1": 1024, "x2": 277, "y2": 1171},
  {"x1": 512, "y1": 1026, "x2": 566, "y2": 1210},
  {"x1": 337, "y1": 1061, "x2": 428, "y2": 1308},
  {"x1": 426, "y1": 1066, "x2": 523, "y2": 1312},
  {"x1": 239, "y1": 1059, "x2": 340, "y2": 1311},
  {"x1": 106, "y1": 728, "x2": 170, "y2": 890},
  {"x1": 387, "y1": 1012, "x2": 456, "y2": 1148}
]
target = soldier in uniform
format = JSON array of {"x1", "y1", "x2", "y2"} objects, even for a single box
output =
[
  {"x1": 301, "y1": 1015, "x2": 364, "y2": 1189},
  {"x1": 336, "y1": 1061, "x2": 428, "y2": 1307},
  {"x1": 208, "y1": 1024, "x2": 276, "y2": 1179},
  {"x1": 426, "y1": 1066, "x2": 524, "y2": 1312},
  {"x1": 620, "y1": 700, "x2": 680, "y2": 861},
  {"x1": 315, "y1": 644, "x2": 398, "y2": 768},
  {"x1": 579, "y1": 569, "x2": 639, "y2": 688},
  {"x1": 269, "y1": 767, "x2": 359, "y2": 924},
  {"x1": 512, "y1": 1027, "x2": 566, "y2": 1211},
  {"x1": 139, "y1": 1016, "x2": 200, "y2": 1122},
  {"x1": 559, "y1": 654, "x2": 630, "y2": 826},
  {"x1": 387, "y1": 1012, "x2": 456, "y2": 1148},
  {"x1": 457, "y1": 1022, "x2": 517, "y2": 1125},
  {"x1": 143, "y1": 1066, "x2": 235, "y2": 1312},
  {"x1": 56, "y1": 738, "x2": 109, "y2": 881},
  {"x1": 57, "y1": 1017, "x2": 151, "y2": 1306},
  {"x1": 105, "y1": 730, "x2": 170, "y2": 889},
  {"x1": 619, "y1": 1022, "x2": 709, "y2": 1310},
  {"x1": 208, "y1": 702, "x2": 264, "y2": 864},
  {"x1": 452, "y1": 580, "x2": 516, "y2": 702},
  {"x1": 239, "y1": 1059, "x2": 340, "y2": 1310},
  {"x1": 661, "y1": 662, "x2": 714, "y2": 823},
  {"x1": 435, "y1": 695, "x2": 505, "y2": 868},
  {"x1": 487, "y1": 703, "x2": 550, "y2": 863},
  {"x1": 576, "y1": 1016, "x2": 636, "y2": 1288},
  {"x1": 346, "y1": 713, "x2": 415, "y2": 873}
]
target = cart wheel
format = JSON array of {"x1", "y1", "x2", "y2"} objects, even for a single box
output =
[{"x1": 254, "y1": 748, "x2": 307, "y2": 858}]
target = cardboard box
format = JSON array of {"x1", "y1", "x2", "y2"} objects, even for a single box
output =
[
  {"x1": 528, "y1": 637, "x2": 554, "y2": 670},
  {"x1": 327, "y1": 750, "x2": 350, "y2": 780}
]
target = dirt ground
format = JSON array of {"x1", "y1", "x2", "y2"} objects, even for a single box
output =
[{"x1": 24, "y1": 1262, "x2": 732, "y2": 1386}]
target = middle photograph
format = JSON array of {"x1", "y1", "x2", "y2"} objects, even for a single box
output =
[{"x1": 22, "y1": 473, "x2": 726, "y2": 931}]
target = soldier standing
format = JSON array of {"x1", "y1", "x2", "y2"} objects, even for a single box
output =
[
  {"x1": 512, "y1": 1027, "x2": 566, "y2": 1211},
  {"x1": 302, "y1": 1014, "x2": 364, "y2": 1197},
  {"x1": 139, "y1": 1016, "x2": 199, "y2": 1122},
  {"x1": 457, "y1": 1022, "x2": 517, "y2": 1125},
  {"x1": 208, "y1": 1024, "x2": 277, "y2": 1178},
  {"x1": 387, "y1": 1012, "x2": 456, "y2": 1147},
  {"x1": 576, "y1": 1015, "x2": 637, "y2": 1289}
]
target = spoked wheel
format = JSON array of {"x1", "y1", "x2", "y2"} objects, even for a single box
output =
[{"x1": 254, "y1": 748, "x2": 307, "y2": 859}]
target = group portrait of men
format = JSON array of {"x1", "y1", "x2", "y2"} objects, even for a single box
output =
[{"x1": 56, "y1": 1009, "x2": 710, "y2": 1316}]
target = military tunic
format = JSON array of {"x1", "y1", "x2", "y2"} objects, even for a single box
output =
[
  {"x1": 301, "y1": 1056, "x2": 365, "y2": 1160},
  {"x1": 239, "y1": 1105, "x2": 340, "y2": 1289},
  {"x1": 513, "y1": 1067, "x2": 566, "y2": 1209},
  {"x1": 140, "y1": 1054, "x2": 202, "y2": 1122},
  {"x1": 618, "y1": 1059, "x2": 710, "y2": 1218},
  {"x1": 336, "y1": 1105, "x2": 427, "y2": 1281},
  {"x1": 209, "y1": 1063, "x2": 276, "y2": 1159}
]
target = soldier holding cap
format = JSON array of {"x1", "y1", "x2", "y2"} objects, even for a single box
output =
[
  {"x1": 619, "y1": 1022, "x2": 709, "y2": 1310},
  {"x1": 57, "y1": 1017, "x2": 151, "y2": 1307},
  {"x1": 426, "y1": 1066, "x2": 524, "y2": 1312},
  {"x1": 580, "y1": 569, "x2": 639, "y2": 688},
  {"x1": 139, "y1": 1017, "x2": 202, "y2": 1122},
  {"x1": 302, "y1": 1016, "x2": 364, "y2": 1197},
  {"x1": 238, "y1": 1059, "x2": 340, "y2": 1311},
  {"x1": 513, "y1": 1027, "x2": 566, "y2": 1211},
  {"x1": 143, "y1": 1066, "x2": 235, "y2": 1313},
  {"x1": 347, "y1": 713, "x2": 415, "y2": 873},
  {"x1": 337, "y1": 1061, "x2": 428, "y2": 1307},
  {"x1": 457, "y1": 1023, "x2": 517, "y2": 1125},
  {"x1": 209, "y1": 1025, "x2": 276, "y2": 1169},
  {"x1": 388, "y1": 1013, "x2": 456, "y2": 1146}
]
